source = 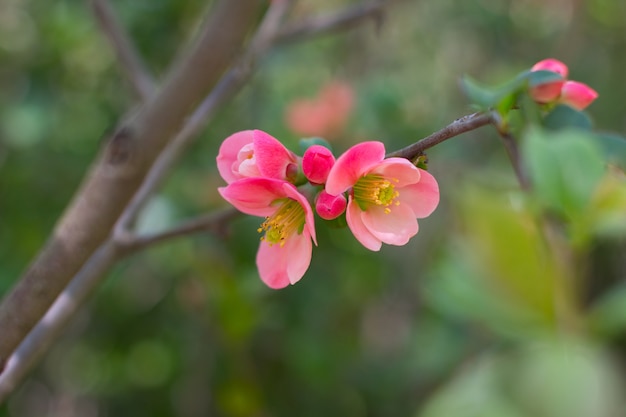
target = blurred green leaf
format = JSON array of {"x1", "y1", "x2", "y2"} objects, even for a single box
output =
[
  {"x1": 543, "y1": 105, "x2": 593, "y2": 131},
  {"x1": 595, "y1": 132, "x2": 626, "y2": 168},
  {"x1": 523, "y1": 128, "x2": 606, "y2": 219}
]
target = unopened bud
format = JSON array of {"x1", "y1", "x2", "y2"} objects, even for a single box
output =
[
  {"x1": 315, "y1": 190, "x2": 347, "y2": 220},
  {"x1": 302, "y1": 145, "x2": 335, "y2": 185},
  {"x1": 560, "y1": 81, "x2": 599, "y2": 111}
]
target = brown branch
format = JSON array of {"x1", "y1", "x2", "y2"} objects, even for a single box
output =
[
  {"x1": 115, "y1": 0, "x2": 293, "y2": 234},
  {"x1": 274, "y1": 0, "x2": 387, "y2": 44},
  {"x1": 0, "y1": 242, "x2": 122, "y2": 403},
  {"x1": 90, "y1": 0, "x2": 154, "y2": 101},
  {"x1": 0, "y1": 0, "x2": 263, "y2": 372},
  {"x1": 386, "y1": 112, "x2": 493, "y2": 160},
  {"x1": 123, "y1": 208, "x2": 241, "y2": 252}
]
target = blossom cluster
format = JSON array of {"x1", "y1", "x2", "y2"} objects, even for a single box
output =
[
  {"x1": 529, "y1": 58, "x2": 598, "y2": 110},
  {"x1": 217, "y1": 130, "x2": 440, "y2": 289}
]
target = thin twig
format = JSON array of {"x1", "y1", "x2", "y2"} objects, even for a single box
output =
[
  {"x1": 90, "y1": 0, "x2": 155, "y2": 100},
  {"x1": 386, "y1": 112, "x2": 493, "y2": 160},
  {"x1": 123, "y1": 208, "x2": 241, "y2": 252},
  {"x1": 274, "y1": 0, "x2": 388, "y2": 44}
]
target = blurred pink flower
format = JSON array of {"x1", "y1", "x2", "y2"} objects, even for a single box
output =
[
  {"x1": 529, "y1": 58, "x2": 598, "y2": 109},
  {"x1": 216, "y1": 129, "x2": 299, "y2": 184},
  {"x1": 315, "y1": 190, "x2": 347, "y2": 220},
  {"x1": 302, "y1": 145, "x2": 335, "y2": 185},
  {"x1": 286, "y1": 81, "x2": 354, "y2": 138},
  {"x1": 325, "y1": 141, "x2": 439, "y2": 251},
  {"x1": 560, "y1": 80, "x2": 599, "y2": 111},
  {"x1": 218, "y1": 177, "x2": 316, "y2": 289},
  {"x1": 529, "y1": 58, "x2": 568, "y2": 103}
]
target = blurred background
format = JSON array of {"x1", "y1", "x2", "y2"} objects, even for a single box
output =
[{"x1": 2, "y1": 0, "x2": 626, "y2": 415}]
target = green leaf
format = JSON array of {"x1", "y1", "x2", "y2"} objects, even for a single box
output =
[
  {"x1": 595, "y1": 132, "x2": 626, "y2": 168},
  {"x1": 543, "y1": 105, "x2": 593, "y2": 131},
  {"x1": 523, "y1": 128, "x2": 606, "y2": 218},
  {"x1": 521, "y1": 69, "x2": 564, "y2": 87},
  {"x1": 459, "y1": 75, "x2": 505, "y2": 109}
]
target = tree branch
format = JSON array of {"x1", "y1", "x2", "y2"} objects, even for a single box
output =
[
  {"x1": 274, "y1": 0, "x2": 388, "y2": 44},
  {"x1": 0, "y1": 0, "x2": 263, "y2": 372},
  {"x1": 386, "y1": 112, "x2": 493, "y2": 160},
  {"x1": 90, "y1": 0, "x2": 155, "y2": 101}
]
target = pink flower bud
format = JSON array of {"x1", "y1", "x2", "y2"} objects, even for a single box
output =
[
  {"x1": 529, "y1": 58, "x2": 568, "y2": 104},
  {"x1": 302, "y1": 145, "x2": 335, "y2": 185},
  {"x1": 531, "y1": 58, "x2": 569, "y2": 78},
  {"x1": 559, "y1": 80, "x2": 599, "y2": 111},
  {"x1": 315, "y1": 190, "x2": 347, "y2": 220}
]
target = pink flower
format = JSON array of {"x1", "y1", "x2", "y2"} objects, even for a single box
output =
[
  {"x1": 218, "y1": 177, "x2": 316, "y2": 289},
  {"x1": 529, "y1": 58, "x2": 568, "y2": 103},
  {"x1": 216, "y1": 130, "x2": 299, "y2": 184},
  {"x1": 528, "y1": 58, "x2": 598, "y2": 109},
  {"x1": 325, "y1": 141, "x2": 439, "y2": 251},
  {"x1": 560, "y1": 80, "x2": 599, "y2": 111},
  {"x1": 285, "y1": 81, "x2": 354, "y2": 139},
  {"x1": 302, "y1": 145, "x2": 335, "y2": 185},
  {"x1": 315, "y1": 190, "x2": 347, "y2": 220}
]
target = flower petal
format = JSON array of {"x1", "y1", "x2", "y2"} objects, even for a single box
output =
[
  {"x1": 398, "y1": 169, "x2": 440, "y2": 218},
  {"x1": 216, "y1": 130, "x2": 255, "y2": 184},
  {"x1": 326, "y1": 141, "x2": 386, "y2": 196},
  {"x1": 369, "y1": 158, "x2": 422, "y2": 187},
  {"x1": 256, "y1": 232, "x2": 312, "y2": 289},
  {"x1": 361, "y1": 203, "x2": 418, "y2": 246},
  {"x1": 218, "y1": 178, "x2": 287, "y2": 217},
  {"x1": 282, "y1": 182, "x2": 317, "y2": 245},
  {"x1": 253, "y1": 130, "x2": 298, "y2": 181},
  {"x1": 346, "y1": 198, "x2": 382, "y2": 251}
]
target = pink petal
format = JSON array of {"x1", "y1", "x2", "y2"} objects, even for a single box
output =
[
  {"x1": 218, "y1": 178, "x2": 287, "y2": 217},
  {"x1": 256, "y1": 232, "x2": 313, "y2": 289},
  {"x1": 531, "y1": 58, "x2": 568, "y2": 78},
  {"x1": 216, "y1": 130, "x2": 255, "y2": 184},
  {"x1": 282, "y1": 182, "x2": 317, "y2": 245},
  {"x1": 398, "y1": 169, "x2": 440, "y2": 218},
  {"x1": 361, "y1": 203, "x2": 419, "y2": 246},
  {"x1": 369, "y1": 158, "x2": 422, "y2": 187},
  {"x1": 326, "y1": 141, "x2": 386, "y2": 196},
  {"x1": 529, "y1": 82, "x2": 565, "y2": 104},
  {"x1": 560, "y1": 81, "x2": 599, "y2": 111},
  {"x1": 253, "y1": 130, "x2": 298, "y2": 181},
  {"x1": 346, "y1": 198, "x2": 382, "y2": 251}
]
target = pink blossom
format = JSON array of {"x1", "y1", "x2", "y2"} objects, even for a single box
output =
[
  {"x1": 530, "y1": 58, "x2": 568, "y2": 103},
  {"x1": 218, "y1": 177, "x2": 316, "y2": 289},
  {"x1": 531, "y1": 58, "x2": 569, "y2": 78},
  {"x1": 315, "y1": 190, "x2": 347, "y2": 220},
  {"x1": 216, "y1": 130, "x2": 299, "y2": 184},
  {"x1": 325, "y1": 141, "x2": 439, "y2": 251},
  {"x1": 528, "y1": 58, "x2": 598, "y2": 110},
  {"x1": 560, "y1": 80, "x2": 599, "y2": 110},
  {"x1": 302, "y1": 145, "x2": 335, "y2": 185},
  {"x1": 286, "y1": 81, "x2": 354, "y2": 139}
]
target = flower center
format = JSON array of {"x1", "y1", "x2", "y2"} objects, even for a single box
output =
[
  {"x1": 353, "y1": 174, "x2": 400, "y2": 213},
  {"x1": 258, "y1": 199, "x2": 305, "y2": 246}
]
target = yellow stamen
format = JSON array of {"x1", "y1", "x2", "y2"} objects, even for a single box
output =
[
  {"x1": 258, "y1": 199, "x2": 305, "y2": 246},
  {"x1": 353, "y1": 174, "x2": 400, "y2": 213}
]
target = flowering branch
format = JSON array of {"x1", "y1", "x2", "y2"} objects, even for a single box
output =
[
  {"x1": 90, "y1": 0, "x2": 154, "y2": 101},
  {"x1": 0, "y1": 0, "x2": 395, "y2": 401}
]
